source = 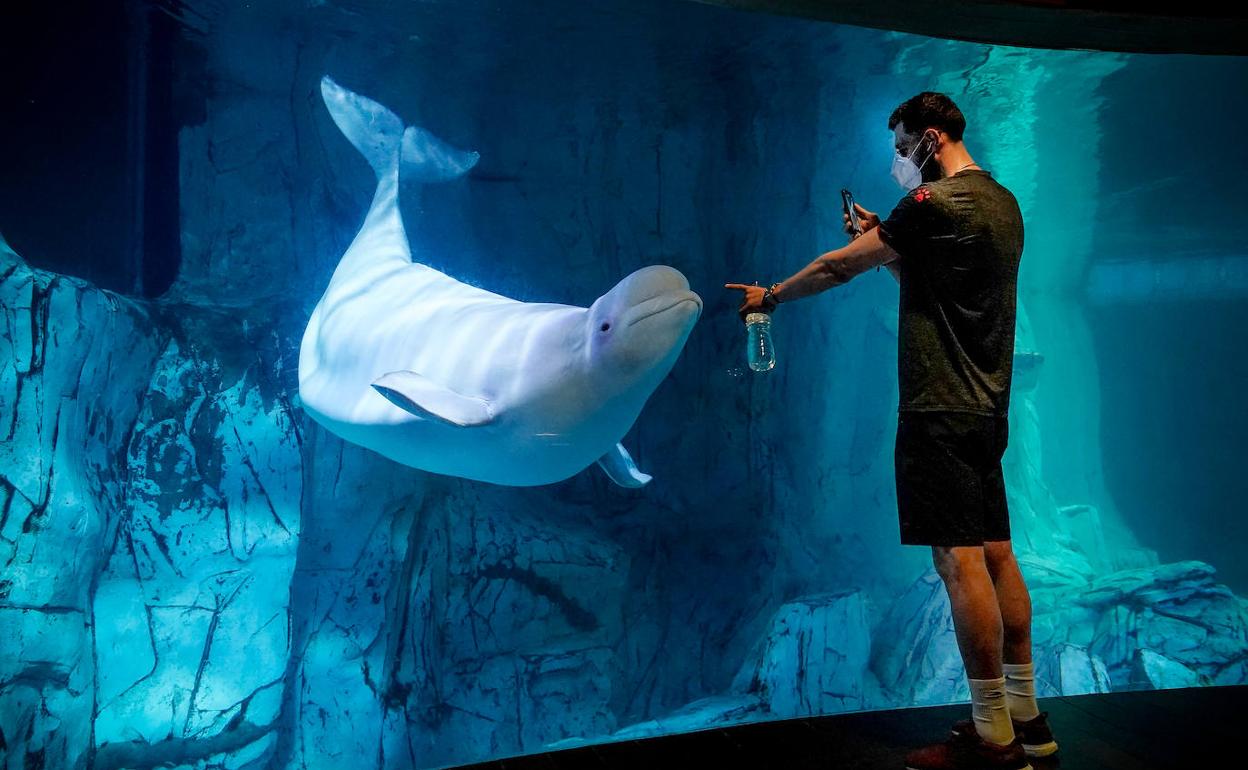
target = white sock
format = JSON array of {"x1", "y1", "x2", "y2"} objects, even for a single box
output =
[
  {"x1": 1003, "y1": 662, "x2": 1040, "y2": 721},
  {"x1": 968, "y1": 676, "x2": 1015, "y2": 745}
]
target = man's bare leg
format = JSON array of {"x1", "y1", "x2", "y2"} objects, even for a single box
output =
[
  {"x1": 932, "y1": 545, "x2": 1014, "y2": 745},
  {"x1": 985, "y1": 539, "x2": 1041, "y2": 721},
  {"x1": 984, "y1": 540, "x2": 1032, "y2": 664},
  {"x1": 933, "y1": 545, "x2": 1004, "y2": 679}
]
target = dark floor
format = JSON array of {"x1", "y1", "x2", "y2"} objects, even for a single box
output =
[{"x1": 451, "y1": 685, "x2": 1242, "y2": 769}]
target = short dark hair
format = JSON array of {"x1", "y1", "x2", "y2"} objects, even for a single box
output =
[{"x1": 888, "y1": 92, "x2": 966, "y2": 142}]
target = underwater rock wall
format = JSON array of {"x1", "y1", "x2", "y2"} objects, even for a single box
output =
[
  {"x1": 92, "y1": 337, "x2": 301, "y2": 767},
  {"x1": 1, "y1": 244, "x2": 166, "y2": 770},
  {"x1": 0, "y1": 241, "x2": 306, "y2": 770}
]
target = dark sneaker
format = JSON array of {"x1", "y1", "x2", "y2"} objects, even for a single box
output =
[
  {"x1": 904, "y1": 726, "x2": 1032, "y2": 770},
  {"x1": 952, "y1": 712, "x2": 1058, "y2": 758}
]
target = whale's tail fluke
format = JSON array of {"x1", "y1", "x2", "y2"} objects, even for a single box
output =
[{"x1": 320, "y1": 75, "x2": 479, "y2": 182}]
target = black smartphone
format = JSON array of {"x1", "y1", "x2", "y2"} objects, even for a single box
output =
[{"x1": 841, "y1": 189, "x2": 862, "y2": 236}]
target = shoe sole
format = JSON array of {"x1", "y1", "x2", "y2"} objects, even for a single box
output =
[
  {"x1": 1023, "y1": 740, "x2": 1059, "y2": 757},
  {"x1": 949, "y1": 725, "x2": 1059, "y2": 759},
  {"x1": 905, "y1": 765, "x2": 1033, "y2": 770}
]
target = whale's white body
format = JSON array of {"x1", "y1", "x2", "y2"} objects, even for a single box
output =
[{"x1": 298, "y1": 77, "x2": 702, "y2": 487}]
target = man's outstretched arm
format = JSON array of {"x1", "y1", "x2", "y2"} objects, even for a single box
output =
[
  {"x1": 726, "y1": 222, "x2": 900, "y2": 317},
  {"x1": 772, "y1": 227, "x2": 901, "y2": 304}
]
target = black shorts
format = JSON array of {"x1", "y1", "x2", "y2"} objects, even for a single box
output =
[{"x1": 894, "y1": 410, "x2": 1011, "y2": 547}]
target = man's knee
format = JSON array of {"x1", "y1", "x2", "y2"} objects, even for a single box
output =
[
  {"x1": 983, "y1": 539, "x2": 1015, "y2": 577},
  {"x1": 931, "y1": 544, "x2": 987, "y2": 580}
]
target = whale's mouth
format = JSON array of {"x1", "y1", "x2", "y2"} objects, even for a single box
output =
[{"x1": 624, "y1": 292, "x2": 703, "y2": 327}]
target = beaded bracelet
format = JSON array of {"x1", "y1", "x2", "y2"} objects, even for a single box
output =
[{"x1": 761, "y1": 282, "x2": 781, "y2": 310}]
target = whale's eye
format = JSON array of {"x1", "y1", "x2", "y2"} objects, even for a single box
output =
[{"x1": 600, "y1": 322, "x2": 611, "y2": 332}]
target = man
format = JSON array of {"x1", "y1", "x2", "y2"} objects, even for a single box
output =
[{"x1": 726, "y1": 92, "x2": 1056, "y2": 770}]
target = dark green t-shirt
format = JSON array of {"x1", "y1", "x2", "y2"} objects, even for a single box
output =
[{"x1": 877, "y1": 169, "x2": 1024, "y2": 416}]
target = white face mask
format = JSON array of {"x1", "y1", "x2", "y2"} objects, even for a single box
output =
[{"x1": 891, "y1": 132, "x2": 935, "y2": 191}]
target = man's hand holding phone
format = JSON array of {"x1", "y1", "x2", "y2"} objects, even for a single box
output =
[
  {"x1": 842, "y1": 200, "x2": 880, "y2": 242},
  {"x1": 841, "y1": 189, "x2": 895, "y2": 279}
]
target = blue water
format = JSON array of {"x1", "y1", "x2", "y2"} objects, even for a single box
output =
[{"x1": 2, "y1": 1, "x2": 1247, "y2": 768}]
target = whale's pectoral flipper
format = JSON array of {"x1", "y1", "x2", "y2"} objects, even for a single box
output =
[
  {"x1": 596, "y1": 442, "x2": 652, "y2": 488},
  {"x1": 371, "y1": 371, "x2": 496, "y2": 427}
]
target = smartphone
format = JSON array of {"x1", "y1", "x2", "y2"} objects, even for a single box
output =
[{"x1": 841, "y1": 189, "x2": 862, "y2": 236}]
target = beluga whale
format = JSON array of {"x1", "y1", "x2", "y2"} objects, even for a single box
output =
[{"x1": 298, "y1": 76, "x2": 702, "y2": 487}]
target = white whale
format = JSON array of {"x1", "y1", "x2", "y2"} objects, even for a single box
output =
[{"x1": 298, "y1": 76, "x2": 703, "y2": 487}]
